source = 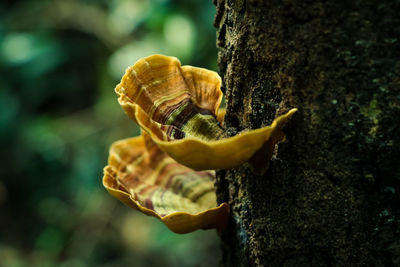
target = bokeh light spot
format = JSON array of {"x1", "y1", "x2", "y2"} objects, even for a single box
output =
[
  {"x1": 1, "y1": 33, "x2": 34, "y2": 64},
  {"x1": 163, "y1": 14, "x2": 195, "y2": 60}
]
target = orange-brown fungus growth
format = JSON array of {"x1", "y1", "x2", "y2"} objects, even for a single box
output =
[
  {"x1": 103, "y1": 131, "x2": 229, "y2": 234},
  {"x1": 115, "y1": 54, "x2": 297, "y2": 173}
]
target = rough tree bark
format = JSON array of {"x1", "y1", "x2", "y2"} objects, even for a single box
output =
[{"x1": 213, "y1": 0, "x2": 400, "y2": 266}]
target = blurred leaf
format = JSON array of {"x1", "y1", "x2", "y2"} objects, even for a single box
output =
[
  {"x1": 0, "y1": 0, "x2": 220, "y2": 266},
  {"x1": 35, "y1": 227, "x2": 64, "y2": 254},
  {"x1": 0, "y1": 32, "x2": 64, "y2": 78},
  {"x1": 0, "y1": 88, "x2": 19, "y2": 139}
]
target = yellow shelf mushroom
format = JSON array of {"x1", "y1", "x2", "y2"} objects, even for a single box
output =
[
  {"x1": 103, "y1": 54, "x2": 296, "y2": 233},
  {"x1": 103, "y1": 131, "x2": 229, "y2": 234},
  {"x1": 115, "y1": 54, "x2": 297, "y2": 172}
]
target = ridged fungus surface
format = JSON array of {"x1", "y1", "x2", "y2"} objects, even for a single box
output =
[
  {"x1": 103, "y1": 131, "x2": 229, "y2": 234},
  {"x1": 103, "y1": 54, "x2": 296, "y2": 233},
  {"x1": 115, "y1": 54, "x2": 297, "y2": 171}
]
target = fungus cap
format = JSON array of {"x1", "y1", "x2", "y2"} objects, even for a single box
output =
[
  {"x1": 115, "y1": 54, "x2": 297, "y2": 172},
  {"x1": 102, "y1": 131, "x2": 229, "y2": 234}
]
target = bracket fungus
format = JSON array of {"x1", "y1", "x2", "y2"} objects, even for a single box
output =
[
  {"x1": 115, "y1": 54, "x2": 297, "y2": 172},
  {"x1": 103, "y1": 54, "x2": 296, "y2": 233},
  {"x1": 103, "y1": 131, "x2": 229, "y2": 234}
]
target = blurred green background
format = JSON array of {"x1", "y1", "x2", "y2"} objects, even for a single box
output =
[{"x1": 0, "y1": 0, "x2": 221, "y2": 266}]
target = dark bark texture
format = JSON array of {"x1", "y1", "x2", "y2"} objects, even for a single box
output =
[{"x1": 213, "y1": 0, "x2": 400, "y2": 266}]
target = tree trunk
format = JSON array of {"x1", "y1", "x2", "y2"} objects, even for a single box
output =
[{"x1": 213, "y1": 0, "x2": 400, "y2": 266}]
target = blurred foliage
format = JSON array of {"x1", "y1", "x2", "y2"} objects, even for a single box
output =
[{"x1": 0, "y1": 0, "x2": 220, "y2": 266}]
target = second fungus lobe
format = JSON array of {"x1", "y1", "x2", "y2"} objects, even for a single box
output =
[{"x1": 103, "y1": 131, "x2": 229, "y2": 234}]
